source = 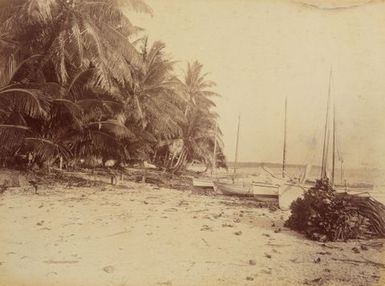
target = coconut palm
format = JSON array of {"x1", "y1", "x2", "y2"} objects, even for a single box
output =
[
  {"x1": 160, "y1": 61, "x2": 227, "y2": 173},
  {"x1": 123, "y1": 38, "x2": 187, "y2": 163},
  {"x1": 0, "y1": 1, "x2": 227, "y2": 172},
  {"x1": 0, "y1": 0, "x2": 151, "y2": 167},
  {"x1": 0, "y1": 0, "x2": 152, "y2": 88}
]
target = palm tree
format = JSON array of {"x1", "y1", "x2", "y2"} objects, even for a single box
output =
[
  {"x1": 162, "y1": 61, "x2": 227, "y2": 173},
  {"x1": 0, "y1": 1, "x2": 227, "y2": 173},
  {"x1": 123, "y1": 38, "x2": 187, "y2": 163},
  {"x1": 0, "y1": 0, "x2": 151, "y2": 168}
]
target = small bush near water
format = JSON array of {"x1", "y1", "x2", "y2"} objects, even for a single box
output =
[{"x1": 285, "y1": 179, "x2": 385, "y2": 242}]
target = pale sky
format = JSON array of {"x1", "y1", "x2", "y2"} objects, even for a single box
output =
[{"x1": 127, "y1": 0, "x2": 385, "y2": 169}]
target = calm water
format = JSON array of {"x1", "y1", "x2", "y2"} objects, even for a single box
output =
[{"x1": 219, "y1": 165, "x2": 385, "y2": 191}]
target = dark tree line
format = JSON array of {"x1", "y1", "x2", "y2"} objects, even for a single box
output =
[{"x1": 0, "y1": 0, "x2": 226, "y2": 173}]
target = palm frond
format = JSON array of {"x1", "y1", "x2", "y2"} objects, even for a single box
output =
[
  {"x1": 0, "y1": 88, "x2": 48, "y2": 118},
  {"x1": 0, "y1": 124, "x2": 31, "y2": 147},
  {"x1": 24, "y1": 136, "x2": 71, "y2": 161},
  {"x1": 117, "y1": 0, "x2": 153, "y2": 15},
  {"x1": 87, "y1": 119, "x2": 135, "y2": 139}
]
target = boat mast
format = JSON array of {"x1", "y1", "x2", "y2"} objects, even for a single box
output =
[
  {"x1": 232, "y1": 115, "x2": 241, "y2": 183},
  {"x1": 282, "y1": 96, "x2": 287, "y2": 178},
  {"x1": 331, "y1": 104, "x2": 336, "y2": 186},
  {"x1": 211, "y1": 122, "x2": 217, "y2": 177},
  {"x1": 321, "y1": 68, "x2": 332, "y2": 180},
  {"x1": 340, "y1": 158, "x2": 344, "y2": 185}
]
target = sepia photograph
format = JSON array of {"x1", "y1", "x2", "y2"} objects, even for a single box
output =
[{"x1": 0, "y1": 0, "x2": 385, "y2": 285}]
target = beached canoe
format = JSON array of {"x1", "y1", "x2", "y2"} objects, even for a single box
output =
[
  {"x1": 279, "y1": 182, "x2": 379, "y2": 211},
  {"x1": 192, "y1": 178, "x2": 214, "y2": 188},
  {"x1": 278, "y1": 183, "x2": 307, "y2": 210},
  {"x1": 214, "y1": 181, "x2": 279, "y2": 201}
]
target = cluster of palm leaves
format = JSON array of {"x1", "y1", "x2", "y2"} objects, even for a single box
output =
[{"x1": 0, "y1": 0, "x2": 226, "y2": 172}]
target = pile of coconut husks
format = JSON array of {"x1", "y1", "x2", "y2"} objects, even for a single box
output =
[{"x1": 285, "y1": 179, "x2": 385, "y2": 242}]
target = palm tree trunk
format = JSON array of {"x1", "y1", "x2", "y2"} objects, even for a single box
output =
[{"x1": 169, "y1": 148, "x2": 188, "y2": 173}]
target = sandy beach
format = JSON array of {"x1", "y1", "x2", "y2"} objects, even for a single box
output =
[{"x1": 0, "y1": 177, "x2": 384, "y2": 286}]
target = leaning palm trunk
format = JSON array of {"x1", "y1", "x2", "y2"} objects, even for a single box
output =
[{"x1": 168, "y1": 147, "x2": 188, "y2": 174}]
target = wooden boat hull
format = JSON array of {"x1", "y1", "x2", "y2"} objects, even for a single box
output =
[
  {"x1": 193, "y1": 178, "x2": 214, "y2": 188},
  {"x1": 279, "y1": 183, "x2": 307, "y2": 210},
  {"x1": 214, "y1": 181, "x2": 279, "y2": 201},
  {"x1": 279, "y1": 183, "x2": 379, "y2": 211}
]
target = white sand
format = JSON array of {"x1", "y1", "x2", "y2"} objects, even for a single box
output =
[{"x1": 0, "y1": 181, "x2": 384, "y2": 286}]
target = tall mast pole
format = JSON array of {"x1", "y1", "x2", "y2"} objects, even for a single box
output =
[
  {"x1": 331, "y1": 104, "x2": 336, "y2": 186},
  {"x1": 232, "y1": 115, "x2": 241, "y2": 183},
  {"x1": 282, "y1": 96, "x2": 287, "y2": 178},
  {"x1": 211, "y1": 122, "x2": 217, "y2": 177},
  {"x1": 340, "y1": 159, "x2": 344, "y2": 185},
  {"x1": 321, "y1": 68, "x2": 332, "y2": 180}
]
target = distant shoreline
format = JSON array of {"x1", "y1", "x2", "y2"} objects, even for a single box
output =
[{"x1": 227, "y1": 161, "x2": 384, "y2": 172}]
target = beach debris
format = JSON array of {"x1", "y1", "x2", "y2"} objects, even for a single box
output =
[
  {"x1": 313, "y1": 257, "x2": 321, "y2": 263},
  {"x1": 319, "y1": 243, "x2": 343, "y2": 250},
  {"x1": 289, "y1": 258, "x2": 299, "y2": 263},
  {"x1": 269, "y1": 205, "x2": 278, "y2": 212},
  {"x1": 201, "y1": 238, "x2": 209, "y2": 246},
  {"x1": 246, "y1": 276, "x2": 254, "y2": 281},
  {"x1": 261, "y1": 268, "x2": 272, "y2": 274},
  {"x1": 249, "y1": 259, "x2": 256, "y2": 265},
  {"x1": 164, "y1": 208, "x2": 178, "y2": 212},
  {"x1": 360, "y1": 241, "x2": 383, "y2": 250},
  {"x1": 264, "y1": 253, "x2": 272, "y2": 259},
  {"x1": 316, "y1": 251, "x2": 331, "y2": 256},
  {"x1": 304, "y1": 278, "x2": 322, "y2": 285},
  {"x1": 0, "y1": 182, "x2": 8, "y2": 194},
  {"x1": 352, "y1": 247, "x2": 360, "y2": 254},
  {"x1": 234, "y1": 231, "x2": 242, "y2": 236},
  {"x1": 213, "y1": 212, "x2": 223, "y2": 219},
  {"x1": 28, "y1": 179, "x2": 38, "y2": 194},
  {"x1": 285, "y1": 179, "x2": 385, "y2": 242},
  {"x1": 103, "y1": 265, "x2": 115, "y2": 273},
  {"x1": 178, "y1": 200, "x2": 189, "y2": 206},
  {"x1": 360, "y1": 244, "x2": 368, "y2": 251},
  {"x1": 222, "y1": 223, "x2": 234, "y2": 228},
  {"x1": 36, "y1": 220, "x2": 44, "y2": 226},
  {"x1": 201, "y1": 225, "x2": 212, "y2": 231}
]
